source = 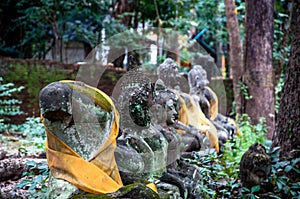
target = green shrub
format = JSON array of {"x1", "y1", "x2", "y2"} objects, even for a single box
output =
[
  {"x1": 275, "y1": 74, "x2": 285, "y2": 114},
  {"x1": 0, "y1": 76, "x2": 24, "y2": 132},
  {"x1": 14, "y1": 118, "x2": 48, "y2": 198},
  {"x1": 266, "y1": 147, "x2": 300, "y2": 198},
  {"x1": 14, "y1": 117, "x2": 46, "y2": 155},
  {"x1": 15, "y1": 160, "x2": 49, "y2": 199},
  {"x1": 190, "y1": 114, "x2": 269, "y2": 198},
  {"x1": 221, "y1": 114, "x2": 268, "y2": 174},
  {"x1": 4, "y1": 63, "x2": 70, "y2": 104}
]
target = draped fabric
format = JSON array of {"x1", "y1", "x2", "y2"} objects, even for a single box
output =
[{"x1": 43, "y1": 80, "x2": 123, "y2": 194}]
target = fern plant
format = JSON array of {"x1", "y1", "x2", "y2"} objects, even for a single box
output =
[{"x1": 0, "y1": 76, "x2": 24, "y2": 131}]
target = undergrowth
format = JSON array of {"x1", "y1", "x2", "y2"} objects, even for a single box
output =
[
  {"x1": 0, "y1": 76, "x2": 24, "y2": 132},
  {"x1": 4, "y1": 63, "x2": 70, "y2": 104},
  {"x1": 187, "y1": 113, "x2": 268, "y2": 198},
  {"x1": 189, "y1": 114, "x2": 300, "y2": 198},
  {"x1": 15, "y1": 117, "x2": 46, "y2": 156},
  {"x1": 14, "y1": 160, "x2": 49, "y2": 199}
]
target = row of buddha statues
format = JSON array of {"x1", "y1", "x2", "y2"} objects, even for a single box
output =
[{"x1": 39, "y1": 58, "x2": 240, "y2": 198}]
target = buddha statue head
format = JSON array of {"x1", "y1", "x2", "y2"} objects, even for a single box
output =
[{"x1": 188, "y1": 65, "x2": 209, "y2": 90}]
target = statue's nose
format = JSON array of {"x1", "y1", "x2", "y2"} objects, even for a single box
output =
[{"x1": 202, "y1": 79, "x2": 209, "y2": 87}]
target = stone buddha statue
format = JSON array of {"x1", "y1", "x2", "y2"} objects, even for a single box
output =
[
  {"x1": 157, "y1": 58, "x2": 220, "y2": 152},
  {"x1": 188, "y1": 65, "x2": 239, "y2": 143},
  {"x1": 39, "y1": 80, "x2": 158, "y2": 198},
  {"x1": 39, "y1": 81, "x2": 123, "y2": 198},
  {"x1": 112, "y1": 69, "x2": 169, "y2": 184}
]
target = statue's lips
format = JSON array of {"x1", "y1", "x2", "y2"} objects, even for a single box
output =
[
  {"x1": 170, "y1": 115, "x2": 176, "y2": 122},
  {"x1": 196, "y1": 85, "x2": 206, "y2": 90}
]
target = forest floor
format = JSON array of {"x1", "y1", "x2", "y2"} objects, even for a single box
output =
[{"x1": 0, "y1": 133, "x2": 48, "y2": 199}]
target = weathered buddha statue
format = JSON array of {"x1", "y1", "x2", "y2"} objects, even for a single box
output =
[
  {"x1": 39, "y1": 80, "x2": 158, "y2": 199},
  {"x1": 157, "y1": 58, "x2": 220, "y2": 152},
  {"x1": 114, "y1": 67, "x2": 206, "y2": 198},
  {"x1": 151, "y1": 80, "x2": 184, "y2": 164},
  {"x1": 114, "y1": 73, "x2": 191, "y2": 198},
  {"x1": 112, "y1": 67, "x2": 172, "y2": 188},
  {"x1": 152, "y1": 79, "x2": 207, "y2": 154},
  {"x1": 115, "y1": 82, "x2": 169, "y2": 184},
  {"x1": 151, "y1": 79, "x2": 203, "y2": 199},
  {"x1": 188, "y1": 65, "x2": 240, "y2": 143}
]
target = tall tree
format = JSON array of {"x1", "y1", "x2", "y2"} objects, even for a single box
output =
[
  {"x1": 243, "y1": 0, "x2": 275, "y2": 138},
  {"x1": 109, "y1": 0, "x2": 137, "y2": 68},
  {"x1": 272, "y1": 0, "x2": 300, "y2": 168},
  {"x1": 225, "y1": 0, "x2": 243, "y2": 115}
]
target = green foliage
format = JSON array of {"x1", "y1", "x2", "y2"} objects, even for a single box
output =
[
  {"x1": 0, "y1": 76, "x2": 24, "y2": 131},
  {"x1": 14, "y1": 117, "x2": 46, "y2": 155},
  {"x1": 189, "y1": 114, "x2": 268, "y2": 198},
  {"x1": 15, "y1": 160, "x2": 49, "y2": 199},
  {"x1": 240, "y1": 185, "x2": 261, "y2": 199},
  {"x1": 3, "y1": 117, "x2": 46, "y2": 156},
  {"x1": 238, "y1": 147, "x2": 300, "y2": 198},
  {"x1": 220, "y1": 114, "x2": 268, "y2": 178},
  {"x1": 198, "y1": 114, "x2": 300, "y2": 198},
  {"x1": 13, "y1": 118, "x2": 48, "y2": 198},
  {"x1": 189, "y1": 150, "x2": 240, "y2": 198},
  {"x1": 238, "y1": 81, "x2": 253, "y2": 100},
  {"x1": 1, "y1": 0, "x2": 115, "y2": 58},
  {"x1": 0, "y1": 76, "x2": 24, "y2": 117},
  {"x1": 273, "y1": 0, "x2": 291, "y2": 76},
  {"x1": 4, "y1": 63, "x2": 70, "y2": 105},
  {"x1": 267, "y1": 148, "x2": 300, "y2": 198},
  {"x1": 275, "y1": 74, "x2": 285, "y2": 114}
]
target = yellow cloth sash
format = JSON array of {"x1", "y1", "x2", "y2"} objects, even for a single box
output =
[
  {"x1": 174, "y1": 90, "x2": 219, "y2": 152},
  {"x1": 44, "y1": 80, "x2": 123, "y2": 194},
  {"x1": 205, "y1": 86, "x2": 218, "y2": 120},
  {"x1": 183, "y1": 95, "x2": 219, "y2": 152},
  {"x1": 177, "y1": 94, "x2": 189, "y2": 134}
]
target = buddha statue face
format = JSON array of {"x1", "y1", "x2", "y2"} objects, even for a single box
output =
[
  {"x1": 165, "y1": 99, "x2": 178, "y2": 125},
  {"x1": 153, "y1": 80, "x2": 180, "y2": 125},
  {"x1": 188, "y1": 65, "x2": 209, "y2": 90},
  {"x1": 157, "y1": 58, "x2": 181, "y2": 89}
]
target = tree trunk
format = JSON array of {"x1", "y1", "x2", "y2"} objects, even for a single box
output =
[
  {"x1": 225, "y1": 0, "x2": 243, "y2": 115},
  {"x1": 109, "y1": 0, "x2": 137, "y2": 68},
  {"x1": 51, "y1": 21, "x2": 63, "y2": 62},
  {"x1": 113, "y1": 0, "x2": 136, "y2": 27},
  {"x1": 272, "y1": 1, "x2": 300, "y2": 165},
  {"x1": 244, "y1": 0, "x2": 275, "y2": 138}
]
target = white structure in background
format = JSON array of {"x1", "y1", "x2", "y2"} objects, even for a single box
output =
[
  {"x1": 95, "y1": 28, "x2": 110, "y2": 65},
  {"x1": 150, "y1": 44, "x2": 157, "y2": 64}
]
